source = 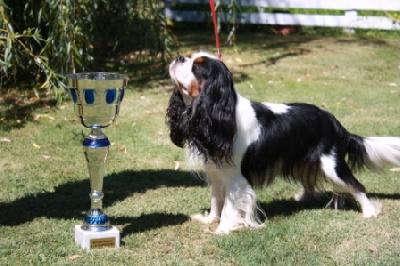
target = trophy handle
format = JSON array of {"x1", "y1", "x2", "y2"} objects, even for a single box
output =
[{"x1": 82, "y1": 128, "x2": 111, "y2": 232}]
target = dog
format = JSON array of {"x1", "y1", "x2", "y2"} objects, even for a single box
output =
[{"x1": 166, "y1": 51, "x2": 400, "y2": 234}]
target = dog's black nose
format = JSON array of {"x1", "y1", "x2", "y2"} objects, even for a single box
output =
[{"x1": 176, "y1": 56, "x2": 185, "y2": 63}]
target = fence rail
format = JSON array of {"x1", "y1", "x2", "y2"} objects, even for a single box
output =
[{"x1": 165, "y1": 0, "x2": 400, "y2": 30}]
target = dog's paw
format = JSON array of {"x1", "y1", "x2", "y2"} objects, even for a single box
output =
[
  {"x1": 190, "y1": 213, "x2": 220, "y2": 224},
  {"x1": 362, "y1": 201, "x2": 382, "y2": 218},
  {"x1": 215, "y1": 226, "x2": 230, "y2": 235},
  {"x1": 215, "y1": 224, "x2": 241, "y2": 235}
]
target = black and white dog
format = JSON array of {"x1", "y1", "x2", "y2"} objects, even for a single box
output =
[{"x1": 166, "y1": 51, "x2": 400, "y2": 234}]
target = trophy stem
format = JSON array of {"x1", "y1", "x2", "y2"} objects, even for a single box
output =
[
  {"x1": 68, "y1": 72, "x2": 126, "y2": 250},
  {"x1": 82, "y1": 128, "x2": 112, "y2": 232}
]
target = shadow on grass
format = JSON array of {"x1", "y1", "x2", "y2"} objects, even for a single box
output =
[
  {"x1": 0, "y1": 98, "x2": 59, "y2": 131},
  {"x1": 335, "y1": 38, "x2": 391, "y2": 47},
  {"x1": 2, "y1": 167, "x2": 399, "y2": 235},
  {"x1": 260, "y1": 191, "x2": 400, "y2": 220},
  {"x1": 0, "y1": 169, "x2": 204, "y2": 231},
  {"x1": 114, "y1": 213, "x2": 189, "y2": 238}
]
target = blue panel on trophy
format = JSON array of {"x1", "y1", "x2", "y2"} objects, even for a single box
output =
[
  {"x1": 83, "y1": 137, "x2": 110, "y2": 148},
  {"x1": 84, "y1": 215, "x2": 109, "y2": 225},
  {"x1": 105, "y1": 89, "x2": 117, "y2": 104},
  {"x1": 118, "y1": 88, "x2": 125, "y2": 102},
  {"x1": 69, "y1": 88, "x2": 78, "y2": 103},
  {"x1": 83, "y1": 89, "x2": 96, "y2": 104}
]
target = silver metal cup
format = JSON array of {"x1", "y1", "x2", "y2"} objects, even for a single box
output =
[{"x1": 67, "y1": 72, "x2": 128, "y2": 232}]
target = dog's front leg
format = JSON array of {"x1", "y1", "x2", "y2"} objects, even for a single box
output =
[
  {"x1": 215, "y1": 196, "x2": 243, "y2": 234},
  {"x1": 215, "y1": 175, "x2": 265, "y2": 234},
  {"x1": 191, "y1": 173, "x2": 224, "y2": 224}
]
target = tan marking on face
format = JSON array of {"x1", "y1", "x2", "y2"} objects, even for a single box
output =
[
  {"x1": 193, "y1": 56, "x2": 206, "y2": 64},
  {"x1": 189, "y1": 79, "x2": 200, "y2": 97},
  {"x1": 174, "y1": 78, "x2": 200, "y2": 98}
]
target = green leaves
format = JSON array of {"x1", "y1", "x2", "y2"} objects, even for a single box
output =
[{"x1": 0, "y1": 0, "x2": 175, "y2": 104}]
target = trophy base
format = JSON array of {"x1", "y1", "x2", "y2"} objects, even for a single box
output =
[{"x1": 75, "y1": 225, "x2": 120, "y2": 251}]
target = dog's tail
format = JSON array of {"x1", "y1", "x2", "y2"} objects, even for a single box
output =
[{"x1": 348, "y1": 135, "x2": 400, "y2": 171}]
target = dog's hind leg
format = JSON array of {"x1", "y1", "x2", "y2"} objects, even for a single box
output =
[
  {"x1": 320, "y1": 152, "x2": 382, "y2": 218},
  {"x1": 291, "y1": 186, "x2": 327, "y2": 202},
  {"x1": 292, "y1": 185, "x2": 348, "y2": 210}
]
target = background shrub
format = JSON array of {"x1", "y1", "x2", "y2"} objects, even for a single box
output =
[{"x1": 0, "y1": 0, "x2": 174, "y2": 103}]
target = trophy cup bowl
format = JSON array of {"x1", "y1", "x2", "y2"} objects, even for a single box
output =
[{"x1": 67, "y1": 72, "x2": 128, "y2": 251}]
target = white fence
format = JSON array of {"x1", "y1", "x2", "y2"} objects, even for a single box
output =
[{"x1": 165, "y1": 0, "x2": 400, "y2": 30}]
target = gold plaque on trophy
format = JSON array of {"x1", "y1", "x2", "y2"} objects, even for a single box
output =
[{"x1": 90, "y1": 237, "x2": 116, "y2": 249}]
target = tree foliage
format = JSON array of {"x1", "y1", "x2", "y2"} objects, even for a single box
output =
[{"x1": 0, "y1": 0, "x2": 174, "y2": 103}]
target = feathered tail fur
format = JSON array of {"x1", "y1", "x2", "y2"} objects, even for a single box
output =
[{"x1": 359, "y1": 137, "x2": 400, "y2": 170}]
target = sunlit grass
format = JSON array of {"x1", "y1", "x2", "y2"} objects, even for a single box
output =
[{"x1": 1, "y1": 31, "x2": 400, "y2": 265}]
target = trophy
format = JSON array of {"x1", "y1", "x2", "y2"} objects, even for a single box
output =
[{"x1": 66, "y1": 72, "x2": 128, "y2": 251}]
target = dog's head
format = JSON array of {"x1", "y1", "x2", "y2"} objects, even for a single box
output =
[
  {"x1": 166, "y1": 52, "x2": 237, "y2": 166},
  {"x1": 169, "y1": 52, "x2": 233, "y2": 105}
]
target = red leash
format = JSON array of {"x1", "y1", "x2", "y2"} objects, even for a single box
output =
[{"x1": 209, "y1": 0, "x2": 222, "y2": 60}]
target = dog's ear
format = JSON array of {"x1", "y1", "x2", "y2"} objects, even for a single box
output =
[
  {"x1": 166, "y1": 89, "x2": 189, "y2": 148},
  {"x1": 189, "y1": 59, "x2": 237, "y2": 166}
]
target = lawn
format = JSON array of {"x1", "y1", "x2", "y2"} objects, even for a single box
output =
[{"x1": 1, "y1": 29, "x2": 400, "y2": 265}]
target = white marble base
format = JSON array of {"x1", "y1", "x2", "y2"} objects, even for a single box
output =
[{"x1": 75, "y1": 225, "x2": 120, "y2": 251}]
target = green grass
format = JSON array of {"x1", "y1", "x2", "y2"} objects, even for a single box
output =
[{"x1": 1, "y1": 30, "x2": 400, "y2": 265}]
